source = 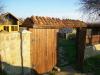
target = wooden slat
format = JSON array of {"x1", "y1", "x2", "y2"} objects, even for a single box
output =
[
  {"x1": 47, "y1": 29, "x2": 54, "y2": 71},
  {"x1": 54, "y1": 29, "x2": 58, "y2": 65},
  {"x1": 37, "y1": 29, "x2": 46, "y2": 73},
  {"x1": 30, "y1": 29, "x2": 37, "y2": 68}
]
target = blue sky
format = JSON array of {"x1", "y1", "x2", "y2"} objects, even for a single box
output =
[{"x1": 3, "y1": 0, "x2": 82, "y2": 19}]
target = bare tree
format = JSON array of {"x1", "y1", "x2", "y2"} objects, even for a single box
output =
[
  {"x1": 80, "y1": 0, "x2": 100, "y2": 13},
  {"x1": 80, "y1": 0, "x2": 100, "y2": 22}
]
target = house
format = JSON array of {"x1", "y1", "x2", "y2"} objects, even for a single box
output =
[{"x1": 0, "y1": 12, "x2": 19, "y2": 32}]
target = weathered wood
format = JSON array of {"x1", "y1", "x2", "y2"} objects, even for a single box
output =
[
  {"x1": 76, "y1": 28, "x2": 87, "y2": 70},
  {"x1": 30, "y1": 28, "x2": 58, "y2": 74}
]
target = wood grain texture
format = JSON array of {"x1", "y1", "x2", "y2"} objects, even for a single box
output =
[{"x1": 30, "y1": 28, "x2": 58, "y2": 74}]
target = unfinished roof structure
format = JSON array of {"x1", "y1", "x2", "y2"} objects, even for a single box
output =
[{"x1": 22, "y1": 16, "x2": 86, "y2": 28}]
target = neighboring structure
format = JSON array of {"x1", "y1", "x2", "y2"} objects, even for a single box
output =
[
  {"x1": 0, "y1": 12, "x2": 19, "y2": 32},
  {"x1": 86, "y1": 23, "x2": 100, "y2": 45},
  {"x1": 84, "y1": 23, "x2": 100, "y2": 59}
]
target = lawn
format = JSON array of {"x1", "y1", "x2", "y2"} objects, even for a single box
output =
[
  {"x1": 83, "y1": 55, "x2": 100, "y2": 75},
  {"x1": 57, "y1": 37, "x2": 76, "y2": 66},
  {"x1": 58, "y1": 36, "x2": 100, "y2": 75}
]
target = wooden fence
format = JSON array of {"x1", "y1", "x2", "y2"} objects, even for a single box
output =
[{"x1": 30, "y1": 28, "x2": 58, "y2": 74}]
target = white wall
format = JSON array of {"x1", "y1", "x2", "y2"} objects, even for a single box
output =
[{"x1": 0, "y1": 31, "x2": 31, "y2": 75}]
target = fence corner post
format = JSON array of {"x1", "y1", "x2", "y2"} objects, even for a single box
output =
[{"x1": 76, "y1": 27, "x2": 87, "y2": 71}]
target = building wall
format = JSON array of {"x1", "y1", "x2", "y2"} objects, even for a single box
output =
[{"x1": 0, "y1": 31, "x2": 31, "y2": 75}]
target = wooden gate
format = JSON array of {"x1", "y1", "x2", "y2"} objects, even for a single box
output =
[{"x1": 30, "y1": 29, "x2": 58, "y2": 74}]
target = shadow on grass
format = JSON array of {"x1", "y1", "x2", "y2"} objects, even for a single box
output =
[{"x1": 0, "y1": 62, "x2": 39, "y2": 75}]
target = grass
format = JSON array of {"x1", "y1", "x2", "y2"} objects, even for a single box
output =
[
  {"x1": 58, "y1": 37, "x2": 100, "y2": 75},
  {"x1": 58, "y1": 37, "x2": 76, "y2": 65},
  {"x1": 83, "y1": 55, "x2": 100, "y2": 75},
  {"x1": 0, "y1": 70, "x2": 7, "y2": 75}
]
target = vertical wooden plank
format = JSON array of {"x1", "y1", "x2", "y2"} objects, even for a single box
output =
[
  {"x1": 46, "y1": 29, "x2": 57, "y2": 72},
  {"x1": 35, "y1": 29, "x2": 41, "y2": 72},
  {"x1": 51, "y1": 29, "x2": 57, "y2": 68},
  {"x1": 54, "y1": 29, "x2": 58, "y2": 65},
  {"x1": 46, "y1": 29, "x2": 53, "y2": 71},
  {"x1": 30, "y1": 28, "x2": 39, "y2": 72},
  {"x1": 37, "y1": 29, "x2": 46, "y2": 73},
  {"x1": 29, "y1": 28, "x2": 33, "y2": 67},
  {"x1": 52, "y1": 29, "x2": 55, "y2": 69}
]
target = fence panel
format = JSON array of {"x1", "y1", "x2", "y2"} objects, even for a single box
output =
[{"x1": 30, "y1": 29, "x2": 58, "y2": 74}]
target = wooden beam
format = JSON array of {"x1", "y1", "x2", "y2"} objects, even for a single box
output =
[{"x1": 76, "y1": 28, "x2": 86, "y2": 71}]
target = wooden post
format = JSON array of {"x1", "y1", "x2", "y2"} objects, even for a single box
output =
[
  {"x1": 9, "y1": 25, "x2": 11, "y2": 32},
  {"x1": 76, "y1": 27, "x2": 86, "y2": 71}
]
